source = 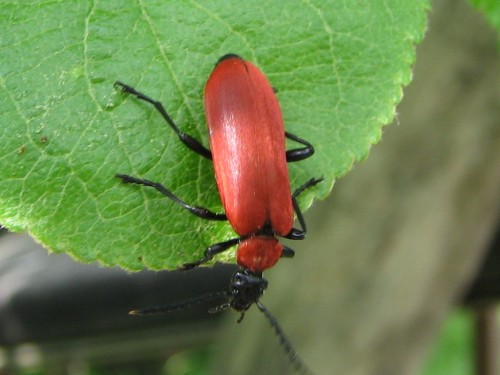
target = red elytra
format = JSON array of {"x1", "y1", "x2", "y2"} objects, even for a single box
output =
[{"x1": 204, "y1": 55, "x2": 293, "y2": 272}]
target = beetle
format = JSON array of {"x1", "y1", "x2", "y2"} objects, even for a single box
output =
[{"x1": 115, "y1": 54, "x2": 321, "y2": 374}]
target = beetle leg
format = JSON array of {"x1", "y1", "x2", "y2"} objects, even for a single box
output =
[
  {"x1": 181, "y1": 238, "x2": 240, "y2": 270},
  {"x1": 284, "y1": 229, "x2": 305, "y2": 241},
  {"x1": 114, "y1": 81, "x2": 212, "y2": 159},
  {"x1": 285, "y1": 132, "x2": 315, "y2": 162},
  {"x1": 116, "y1": 174, "x2": 227, "y2": 221},
  {"x1": 281, "y1": 246, "x2": 295, "y2": 258},
  {"x1": 285, "y1": 177, "x2": 324, "y2": 239}
]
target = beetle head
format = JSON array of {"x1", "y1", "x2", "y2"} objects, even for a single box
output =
[{"x1": 229, "y1": 270, "x2": 268, "y2": 313}]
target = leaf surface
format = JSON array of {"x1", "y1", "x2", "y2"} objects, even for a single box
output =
[{"x1": 0, "y1": 1, "x2": 429, "y2": 270}]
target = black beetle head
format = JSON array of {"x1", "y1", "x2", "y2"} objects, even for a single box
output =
[{"x1": 229, "y1": 270, "x2": 268, "y2": 312}]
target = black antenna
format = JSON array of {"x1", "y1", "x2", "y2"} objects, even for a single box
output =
[
  {"x1": 256, "y1": 301, "x2": 314, "y2": 375},
  {"x1": 207, "y1": 302, "x2": 231, "y2": 314},
  {"x1": 129, "y1": 274, "x2": 315, "y2": 374},
  {"x1": 129, "y1": 291, "x2": 230, "y2": 315}
]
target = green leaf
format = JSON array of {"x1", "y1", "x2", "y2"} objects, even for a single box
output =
[
  {"x1": 469, "y1": 0, "x2": 500, "y2": 45},
  {"x1": 0, "y1": 1, "x2": 429, "y2": 271}
]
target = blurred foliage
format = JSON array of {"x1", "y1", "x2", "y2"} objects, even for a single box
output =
[{"x1": 421, "y1": 308, "x2": 474, "y2": 375}]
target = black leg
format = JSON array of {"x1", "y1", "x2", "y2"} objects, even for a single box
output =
[
  {"x1": 281, "y1": 246, "x2": 295, "y2": 258},
  {"x1": 181, "y1": 238, "x2": 240, "y2": 270},
  {"x1": 116, "y1": 174, "x2": 227, "y2": 221},
  {"x1": 284, "y1": 177, "x2": 323, "y2": 240},
  {"x1": 114, "y1": 81, "x2": 212, "y2": 160},
  {"x1": 285, "y1": 132, "x2": 315, "y2": 162}
]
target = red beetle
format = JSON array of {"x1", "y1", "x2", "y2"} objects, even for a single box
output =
[{"x1": 116, "y1": 54, "x2": 321, "y2": 374}]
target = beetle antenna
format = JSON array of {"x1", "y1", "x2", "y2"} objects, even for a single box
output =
[
  {"x1": 208, "y1": 301, "x2": 231, "y2": 314},
  {"x1": 129, "y1": 291, "x2": 229, "y2": 315},
  {"x1": 256, "y1": 301, "x2": 314, "y2": 375}
]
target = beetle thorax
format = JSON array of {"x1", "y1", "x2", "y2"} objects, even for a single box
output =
[{"x1": 236, "y1": 236, "x2": 283, "y2": 272}]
